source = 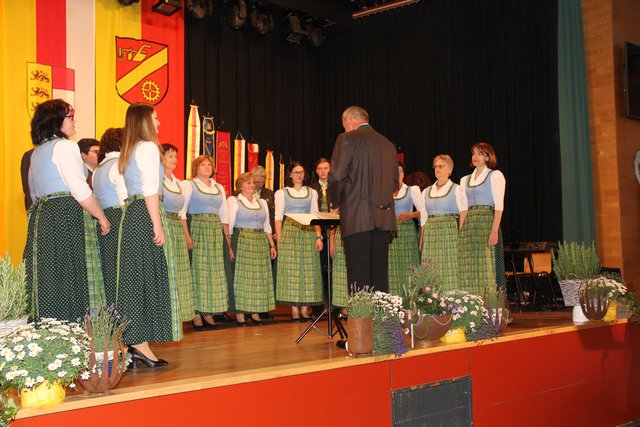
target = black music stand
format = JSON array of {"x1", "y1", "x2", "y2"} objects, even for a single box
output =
[{"x1": 295, "y1": 215, "x2": 348, "y2": 344}]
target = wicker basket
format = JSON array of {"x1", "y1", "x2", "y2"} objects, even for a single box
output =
[
  {"x1": 0, "y1": 315, "x2": 29, "y2": 338},
  {"x1": 558, "y1": 279, "x2": 584, "y2": 307}
]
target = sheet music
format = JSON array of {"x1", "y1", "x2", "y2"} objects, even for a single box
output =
[{"x1": 285, "y1": 212, "x2": 340, "y2": 225}]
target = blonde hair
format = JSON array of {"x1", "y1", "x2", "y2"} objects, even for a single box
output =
[
  {"x1": 119, "y1": 103, "x2": 161, "y2": 175},
  {"x1": 433, "y1": 154, "x2": 454, "y2": 171},
  {"x1": 191, "y1": 155, "x2": 215, "y2": 179},
  {"x1": 235, "y1": 172, "x2": 254, "y2": 191}
]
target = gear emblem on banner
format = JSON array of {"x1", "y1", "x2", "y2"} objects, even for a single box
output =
[{"x1": 141, "y1": 79, "x2": 161, "y2": 102}]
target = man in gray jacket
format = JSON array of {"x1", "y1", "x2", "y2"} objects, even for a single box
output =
[{"x1": 329, "y1": 106, "x2": 398, "y2": 293}]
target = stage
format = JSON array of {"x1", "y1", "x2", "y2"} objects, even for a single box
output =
[{"x1": 12, "y1": 311, "x2": 640, "y2": 427}]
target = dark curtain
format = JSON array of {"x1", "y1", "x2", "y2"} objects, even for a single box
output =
[{"x1": 185, "y1": 0, "x2": 561, "y2": 243}]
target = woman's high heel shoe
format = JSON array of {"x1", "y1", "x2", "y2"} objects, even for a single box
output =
[
  {"x1": 250, "y1": 315, "x2": 263, "y2": 326},
  {"x1": 128, "y1": 347, "x2": 168, "y2": 368}
]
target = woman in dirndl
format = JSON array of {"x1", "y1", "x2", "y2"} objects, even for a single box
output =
[
  {"x1": 275, "y1": 161, "x2": 324, "y2": 321},
  {"x1": 92, "y1": 127, "x2": 127, "y2": 307},
  {"x1": 183, "y1": 155, "x2": 229, "y2": 330},
  {"x1": 161, "y1": 144, "x2": 195, "y2": 327},
  {"x1": 226, "y1": 173, "x2": 277, "y2": 326},
  {"x1": 420, "y1": 155, "x2": 468, "y2": 291},
  {"x1": 24, "y1": 99, "x2": 109, "y2": 322},
  {"x1": 458, "y1": 142, "x2": 506, "y2": 297},
  {"x1": 388, "y1": 163, "x2": 426, "y2": 296},
  {"x1": 117, "y1": 102, "x2": 182, "y2": 367}
]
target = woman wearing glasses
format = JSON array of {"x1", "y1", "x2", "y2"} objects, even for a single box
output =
[
  {"x1": 275, "y1": 161, "x2": 323, "y2": 321},
  {"x1": 24, "y1": 99, "x2": 110, "y2": 323}
]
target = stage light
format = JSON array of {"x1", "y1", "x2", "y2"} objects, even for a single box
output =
[
  {"x1": 250, "y1": 9, "x2": 274, "y2": 35},
  {"x1": 285, "y1": 14, "x2": 307, "y2": 44},
  {"x1": 306, "y1": 25, "x2": 325, "y2": 47},
  {"x1": 352, "y1": 0, "x2": 422, "y2": 19},
  {"x1": 228, "y1": 0, "x2": 247, "y2": 30},
  {"x1": 187, "y1": 0, "x2": 213, "y2": 20},
  {"x1": 151, "y1": 0, "x2": 182, "y2": 16}
]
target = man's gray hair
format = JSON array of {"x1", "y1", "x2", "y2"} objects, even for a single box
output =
[
  {"x1": 342, "y1": 106, "x2": 369, "y2": 122},
  {"x1": 251, "y1": 165, "x2": 267, "y2": 177}
]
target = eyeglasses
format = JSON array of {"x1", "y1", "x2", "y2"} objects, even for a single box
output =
[
  {"x1": 65, "y1": 115, "x2": 75, "y2": 120},
  {"x1": 291, "y1": 171, "x2": 304, "y2": 175}
]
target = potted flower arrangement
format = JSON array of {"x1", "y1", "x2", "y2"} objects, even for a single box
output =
[
  {"x1": 482, "y1": 287, "x2": 509, "y2": 331},
  {"x1": 579, "y1": 275, "x2": 627, "y2": 322},
  {"x1": 347, "y1": 286, "x2": 376, "y2": 356},
  {"x1": 0, "y1": 253, "x2": 29, "y2": 337},
  {"x1": 0, "y1": 318, "x2": 90, "y2": 409},
  {"x1": 78, "y1": 304, "x2": 129, "y2": 394},
  {"x1": 553, "y1": 242, "x2": 600, "y2": 321},
  {"x1": 402, "y1": 264, "x2": 452, "y2": 346},
  {"x1": 440, "y1": 290, "x2": 486, "y2": 344},
  {"x1": 371, "y1": 291, "x2": 406, "y2": 357}
]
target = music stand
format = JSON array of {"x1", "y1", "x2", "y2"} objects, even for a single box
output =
[{"x1": 294, "y1": 214, "x2": 348, "y2": 344}]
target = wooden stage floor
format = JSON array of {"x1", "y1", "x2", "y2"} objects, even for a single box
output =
[{"x1": 16, "y1": 308, "x2": 632, "y2": 420}]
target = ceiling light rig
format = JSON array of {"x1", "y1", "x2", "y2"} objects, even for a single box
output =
[
  {"x1": 228, "y1": 0, "x2": 248, "y2": 29},
  {"x1": 151, "y1": 0, "x2": 183, "y2": 16},
  {"x1": 250, "y1": 9, "x2": 275, "y2": 35},
  {"x1": 352, "y1": 0, "x2": 422, "y2": 19}
]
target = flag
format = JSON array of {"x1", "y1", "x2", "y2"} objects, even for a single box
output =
[
  {"x1": 278, "y1": 154, "x2": 285, "y2": 190},
  {"x1": 216, "y1": 131, "x2": 232, "y2": 195},
  {"x1": 202, "y1": 116, "x2": 215, "y2": 159},
  {"x1": 233, "y1": 132, "x2": 246, "y2": 185},
  {"x1": 265, "y1": 150, "x2": 275, "y2": 190},
  {"x1": 247, "y1": 142, "x2": 259, "y2": 171},
  {"x1": 186, "y1": 104, "x2": 201, "y2": 179}
]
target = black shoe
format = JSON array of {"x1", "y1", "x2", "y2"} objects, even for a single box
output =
[
  {"x1": 300, "y1": 316, "x2": 313, "y2": 323},
  {"x1": 202, "y1": 316, "x2": 219, "y2": 330},
  {"x1": 259, "y1": 312, "x2": 273, "y2": 320},
  {"x1": 249, "y1": 315, "x2": 263, "y2": 326},
  {"x1": 290, "y1": 316, "x2": 301, "y2": 323},
  {"x1": 128, "y1": 347, "x2": 168, "y2": 368},
  {"x1": 236, "y1": 320, "x2": 247, "y2": 327},
  {"x1": 191, "y1": 320, "x2": 208, "y2": 332},
  {"x1": 214, "y1": 314, "x2": 235, "y2": 323}
]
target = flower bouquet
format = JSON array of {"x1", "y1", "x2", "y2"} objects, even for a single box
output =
[
  {"x1": 0, "y1": 318, "x2": 90, "y2": 409},
  {"x1": 371, "y1": 291, "x2": 406, "y2": 357},
  {"x1": 579, "y1": 275, "x2": 627, "y2": 321},
  {"x1": 440, "y1": 290, "x2": 486, "y2": 344}
]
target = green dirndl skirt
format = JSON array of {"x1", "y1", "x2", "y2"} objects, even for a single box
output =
[
  {"x1": 331, "y1": 227, "x2": 349, "y2": 307},
  {"x1": 24, "y1": 193, "x2": 105, "y2": 322},
  {"x1": 276, "y1": 219, "x2": 323, "y2": 306},
  {"x1": 116, "y1": 197, "x2": 182, "y2": 344},
  {"x1": 458, "y1": 205, "x2": 506, "y2": 296},
  {"x1": 388, "y1": 219, "x2": 420, "y2": 296},
  {"x1": 421, "y1": 214, "x2": 460, "y2": 291},
  {"x1": 98, "y1": 206, "x2": 122, "y2": 308},
  {"x1": 189, "y1": 213, "x2": 228, "y2": 314},
  {"x1": 166, "y1": 212, "x2": 195, "y2": 321},
  {"x1": 228, "y1": 228, "x2": 275, "y2": 313}
]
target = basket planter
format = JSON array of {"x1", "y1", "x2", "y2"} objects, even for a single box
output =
[
  {"x1": 20, "y1": 380, "x2": 65, "y2": 409},
  {"x1": 578, "y1": 284, "x2": 609, "y2": 321},
  {"x1": 346, "y1": 317, "x2": 373, "y2": 356},
  {"x1": 0, "y1": 316, "x2": 29, "y2": 338},
  {"x1": 558, "y1": 279, "x2": 584, "y2": 307},
  {"x1": 402, "y1": 310, "x2": 452, "y2": 348},
  {"x1": 78, "y1": 322, "x2": 129, "y2": 394}
]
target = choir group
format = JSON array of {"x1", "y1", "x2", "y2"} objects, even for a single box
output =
[{"x1": 24, "y1": 100, "x2": 505, "y2": 368}]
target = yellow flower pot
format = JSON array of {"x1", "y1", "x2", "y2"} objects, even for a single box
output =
[
  {"x1": 440, "y1": 327, "x2": 467, "y2": 344},
  {"x1": 20, "y1": 380, "x2": 66, "y2": 408},
  {"x1": 603, "y1": 300, "x2": 617, "y2": 322}
]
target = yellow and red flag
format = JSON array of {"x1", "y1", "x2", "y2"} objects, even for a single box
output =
[
  {"x1": 186, "y1": 104, "x2": 201, "y2": 179},
  {"x1": 233, "y1": 132, "x2": 246, "y2": 185},
  {"x1": 265, "y1": 150, "x2": 275, "y2": 190},
  {"x1": 279, "y1": 154, "x2": 285, "y2": 190},
  {"x1": 1, "y1": 0, "x2": 185, "y2": 261}
]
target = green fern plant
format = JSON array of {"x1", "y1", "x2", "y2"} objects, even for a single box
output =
[
  {"x1": 0, "y1": 252, "x2": 29, "y2": 321},
  {"x1": 553, "y1": 242, "x2": 601, "y2": 281}
]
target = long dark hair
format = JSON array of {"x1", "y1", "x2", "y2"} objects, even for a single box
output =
[
  {"x1": 285, "y1": 161, "x2": 306, "y2": 187},
  {"x1": 30, "y1": 99, "x2": 73, "y2": 145}
]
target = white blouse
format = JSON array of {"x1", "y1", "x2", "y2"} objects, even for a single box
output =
[
  {"x1": 227, "y1": 194, "x2": 272, "y2": 234},
  {"x1": 274, "y1": 186, "x2": 319, "y2": 221},
  {"x1": 460, "y1": 167, "x2": 506, "y2": 211}
]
